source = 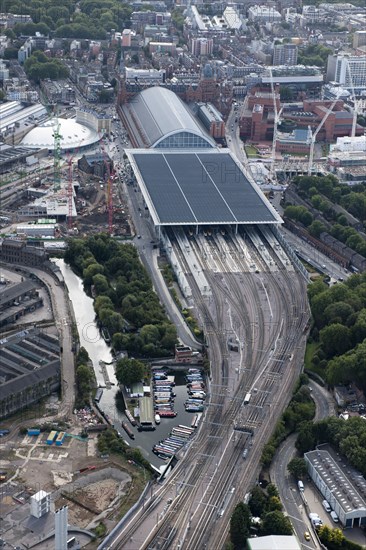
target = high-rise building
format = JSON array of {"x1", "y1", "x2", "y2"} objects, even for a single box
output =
[
  {"x1": 327, "y1": 53, "x2": 366, "y2": 92},
  {"x1": 191, "y1": 38, "x2": 213, "y2": 57},
  {"x1": 353, "y1": 30, "x2": 366, "y2": 48},
  {"x1": 272, "y1": 43, "x2": 298, "y2": 66}
]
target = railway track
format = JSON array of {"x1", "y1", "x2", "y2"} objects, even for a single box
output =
[{"x1": 112, "y1": 226, "x2": 309, "y2": 550}]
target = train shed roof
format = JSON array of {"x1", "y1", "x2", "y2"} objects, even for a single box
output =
[{"x1": 126, "y1": 149, "x2": 281, "y2": 226}]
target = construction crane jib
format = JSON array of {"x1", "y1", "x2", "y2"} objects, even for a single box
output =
[{"x1": 307, "y1": 92, "x2": 343, "y2": 176}]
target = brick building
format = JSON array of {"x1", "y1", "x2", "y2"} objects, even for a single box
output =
[
  {"x1": 0, "y1": 239, "x2": 47, "y2": 266},
  {"x1": 240, "y1": 87, "x2": 363, "y2": 142},
  {"x1": 239, "y1": 85, "x2": 280, "y2": 141}
]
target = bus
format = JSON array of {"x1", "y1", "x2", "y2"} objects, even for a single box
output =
[{"x1": 244, "y1": 393, "x2": 252, "y2": 405}]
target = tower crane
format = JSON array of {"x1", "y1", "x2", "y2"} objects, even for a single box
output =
[
  {"x1": 269, "y1": 68, "x2": 283, "y2": 182},
  {"x1": 345, "y1": 58, "x2": 359, "y2": 138},
  {"x1": 307, "y1": 94, "x2": 342, "y2": 175},
  {"x1": 66, "y1": 141, "x2": 83, "y2": 232},
  {"x1": 99, "y1": 133, "x2": 114, "y2": 235},
  {"x1": 52, "y1": 118, "x2": 62, "y2": 192}
]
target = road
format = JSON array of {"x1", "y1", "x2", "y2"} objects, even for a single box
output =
[
  {"x1": 270, "y1": 380, "x2": 336, "y2": 549},
  {"x1": 225, "y1": 102, "x2": 249, "y2": 167},
  {"x1": 281, "y1": 227, "x2": 352, "y2": 282}
]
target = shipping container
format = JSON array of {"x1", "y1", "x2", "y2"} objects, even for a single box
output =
[
  {"x1": 55, "y1": 432, "x2": 66, "y2": 446},
  {"x1": 46, "y1": 431, "x2": 58, "y2": 445},
  {"x1": 27, "y1": 428, "x2": 41, "y2": 436}
]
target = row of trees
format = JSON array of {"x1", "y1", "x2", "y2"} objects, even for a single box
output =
[
  {"x1": 318, "y1": 525, "x2": 363, "y2": 550},
  {"x1": 229, "y1": 484, "x2": 292, "y2": 549},
  {"x1": 297, "y1": 44, "x2": 333, "y2": 68},
  {"x1": 97, "y1": 427, "x2": 154, "y2": 473},
  {"x1": 308, "y1": 272, "x2": 366, "y2": 389},
  {"x1": 293, "y1": 416, "x2": 366, "y2": 478},
  {"x1": 286, "y1": 176, "x2": 366, "y2": 257},
  {"x1": 24, "y1": 50, "x2": 69, "y2": 82},
  {"x1": 4, "y1": 0, "x2": 132, "y2": 39},
  {"x1": 75, "y1": 347, "x2": 95, "y2": 408},
  {"x1": 65, "y1": 234, "x2": 177, "y2": 357},
  {"x1": 261, "y1": 377, "x2": 315, "y2": 467}
]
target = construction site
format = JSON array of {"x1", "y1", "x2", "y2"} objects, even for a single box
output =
[{"x1": 0, "y1": 112, "x2": 133, "y2": 241}]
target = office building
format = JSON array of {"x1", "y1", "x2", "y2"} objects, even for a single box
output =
[
  {"x1": 273, "y1": 44, "x2": 298, "y2": 66},
  {"x1": 327, "y1": 53, "x2": 366, "y2": 92}
]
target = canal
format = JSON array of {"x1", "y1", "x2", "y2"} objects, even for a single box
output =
[{"x1": 55, "y1": 259, "x2": 199, "y2": 468}]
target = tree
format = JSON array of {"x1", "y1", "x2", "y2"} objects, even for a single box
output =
[
  {"x1": 279, "y1": 86, "x2": 293, "y2": 101},
  {"x1": 92, "y1": 273, "x2": 109, "y2": 294},
  {"x1": 287, "y1": 457, "x2": 308, "y2": 479},
  {"x1": 296, "y1": 421, "x2": 316, "y2": 454},
  {"x1": 77, "y1": 347, "x2": 89, "y2": 365},
  {"x1": 3, "y1": 48, "x2": 18, "y2": 59},
  {"x1": 75, "y1": 363, "x2": 94, "y2": 407},
  {"x1": 115, "y1": 357, "x2": 145, "y2": 386},
  {"x1": 230, "y1": 502, "x2": 251, "y2": 549},
  {"x1": 248, "y1": 486, "x2": 268, "y2": 517},
  {"x1": 308, "y1": 220, "x2": 326, "y2": 238},
  {"x1": 266, "y1": 484, "x2": 279, "y2": 498},
  {"x1": 261, "y1": 510, "x2": 292, "y2": 536},
  {"x1": 268, "y1": 496, "x2": 282, "y2": 511},
  {"x1": 83, "y1": 263, "x2": 104, "y2": 285},
  {"x1": 319, "y1": 323, "x2": 351, "y2": 357}
]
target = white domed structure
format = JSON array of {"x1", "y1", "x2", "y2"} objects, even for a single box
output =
[{"x1": 21, "y1": 117, "x2": 100, "y2": 153}]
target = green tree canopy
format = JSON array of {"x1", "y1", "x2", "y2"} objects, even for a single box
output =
[
  {"x1": 261, "y1": 510, "x2": 292, "y2": 536},
  {"x1": 115, "y1": 357, "x2": 145, "y2": 386},
  {"x1": 287, "y1": 457, "x2": 308, "y2": 479},
  {"x1": 229, "y1": 502, "x2": 251, "y2": 550}
]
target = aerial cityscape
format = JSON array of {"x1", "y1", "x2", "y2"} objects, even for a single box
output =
[{"x1": 0, "y1": 0, "x2": 365, "y2": 549}]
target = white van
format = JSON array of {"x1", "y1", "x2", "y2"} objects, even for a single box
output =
[
  {"x1": 298, "y1": 480, "x2": 304, "y2": 491},
  {"x1": 330, "y1": 511, "x2": 339, "y2": 523},
  {"x1": 322, "y1": 499, "x2": 331, "y2": 513}
]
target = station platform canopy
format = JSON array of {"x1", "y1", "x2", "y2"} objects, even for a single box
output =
[{"x1": 126, "y1": 149, "x2": 282, "y2": 227}]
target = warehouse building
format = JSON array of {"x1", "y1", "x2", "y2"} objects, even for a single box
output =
[
  {"x1": 0, "y1": 145, "x2": 40, "y2": 174},
  {"x1": 0, "y1": 239, "x2": 47, "y2": 266},
  {"x1": 0, "y1": 279, "x2": 43, "y2": 328},
  {"x1": 305, "y1": 445, "x2": 366, "y2": 528},
  {"x1": 0, "y1": 328, "x2": 60, "y2": 417}
]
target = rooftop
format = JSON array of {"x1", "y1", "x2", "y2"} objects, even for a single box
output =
[
  {"x1": 127, "y1": 87, "x2": 215, "y2": 148},
  {"x1": 305, "y1": 445, "x2": 366, "y2": 514},
  {"x1": 127, "y1": 149, "x2": 280, "y2": 226},
  {"x1": 247, "y1": 535, "x2": 301, "y2": 550},
  {"x1": 0, "y1": 280, "x2": 38, "y2": 307},
  {"x1": 21, "y1": 117, "x2": 100, "y2": 152}
]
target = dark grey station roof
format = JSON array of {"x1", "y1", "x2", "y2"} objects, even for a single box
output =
[{"x1": 127, "y1": 149, "x2": 281, "y2": 226}]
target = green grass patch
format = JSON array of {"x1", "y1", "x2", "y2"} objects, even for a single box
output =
[
  {"x1": 304, "y1": 341, "x2": 324, "y2": 377},
  {"x1": 244, "y1": 145, "x2": 258, "y2": 157}
]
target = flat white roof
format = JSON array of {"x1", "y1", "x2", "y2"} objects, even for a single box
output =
[
  {"x1": 248, "y1": 535, "x2": 301, "y2": 550},
  {"x1": 32, "y1": 490, "x2": 49, "y2": 501}
]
